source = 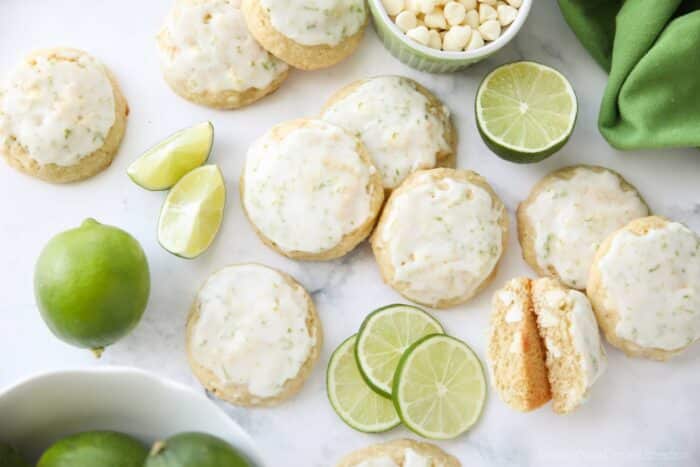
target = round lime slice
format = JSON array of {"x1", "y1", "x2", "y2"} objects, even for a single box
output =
[
  {"x1": 157, "y1": 165, "x2": 225, "y2": 259},
  {"x1": 355, "y1": 304, "x2": 444, "y2": 398},
  {"x1": 476, "y1": 61, "x2": 577, "y2": 163},
  {"x1": 327, "y1": 335, "x2": 401, "y2": 433},
  {"x1": 128, "y1": 122, "x2": 213, "y2": 190},
  {"x1": 393, "y1": 334, "x2": 486, "y2": 440}
]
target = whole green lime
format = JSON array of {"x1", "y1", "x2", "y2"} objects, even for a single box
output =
[
  {"x1": 37, "y1": 431, "x2": 148, "y2": 467},
  {"x1": 0, "y1": 442, "x2": 31, "y2": 467},
  {"x1": 145, "y1": 432, "x2": 251, "y2": 467},
  {"x1": 34, "y1": 219, "x2": 150, "y2": 354}
]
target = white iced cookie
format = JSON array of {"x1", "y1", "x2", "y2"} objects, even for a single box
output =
[
  {"x1": 321, "y1": 76, "x2": 456, "y2": 190},
  {"x1": 588, "y1": 216, "x2": 700, "y2": 361},
  {"x1": 0, "y1": 48, "x2": 127, "y2": 183},
  {"x1": 337, "y1": 439, "x2": 461, "y2": 467},
  {"x1": 241, "y1": 118, "x2": 384, "y2": 260},
  {"x1": 531, "y1": 278, "x2": 606, "y2": 414},
  {"x1": 157, "y1": 0, "x2": 288, "y2": 109},
  {"x1": 242, "y1": 0, "x2": 367, "y2": 70},
  {"x1": 518, "y1": 165, "x2": 648, "y2": 290},
  {"x1": 186, "y1": 263, "x2": 322, "y2": 406},
  {"x1": 371, "y1": 168, "x2": 508, "y2": 308}
]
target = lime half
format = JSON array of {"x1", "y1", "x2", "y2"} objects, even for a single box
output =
[
  {"x1": 476, "y1": 61, "x2": 577, "y2": 163},
  {"x1": 327, "y1": 335, "x2": 401, "y2": 433},
  {"x1": 355, "y1": 304, "x2": 444, "y2": 398},
  {"x1": 128, "y1": 122, "x2": 213, "y2": 190},
  {"x1": 393, "y1": 334, "x2": 486, "y2": 440},
  {"x1": 158, "y1": 165, "x2": 225, "y2": 259}
]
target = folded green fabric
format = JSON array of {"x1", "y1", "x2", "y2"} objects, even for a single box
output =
[{"x1": 559, "y1": 0, "x2": 700, "y2": 150}]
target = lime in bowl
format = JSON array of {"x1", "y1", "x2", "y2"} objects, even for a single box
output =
[{"x1": 368, "y1": 0, "x2": 532, "y2": 73}]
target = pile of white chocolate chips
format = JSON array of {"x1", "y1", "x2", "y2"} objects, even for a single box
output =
[{"x1": 383, "y1": 0, "x2": 521, "y2": 52}]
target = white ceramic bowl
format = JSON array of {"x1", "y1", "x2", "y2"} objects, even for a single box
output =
[
  {"x1": 0, "y1": 367, "x2": 266, "y2": 465},
  {"x1": 368, "y1": 0, "x2": 532, "y2": 72}
]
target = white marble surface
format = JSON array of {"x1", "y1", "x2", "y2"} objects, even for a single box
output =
[{"x1": 1, "y1": 1, "x2": 699, "y2": 466}]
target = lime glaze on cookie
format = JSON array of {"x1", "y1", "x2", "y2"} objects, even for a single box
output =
[
  {"x1": 354, "y1": 449, "x2": 431, "y2": 467},
  {"x1": 259, "y1": 0, "x2": 366, "y2": 46},
  {"x1": 597, "y1": 222, "x2": 700, "y2": 351},
  {"x1": 322, "y1": 76, "x2": 452, "y2": 189},
  {"x1": 158, "y1": 0, "x2": 287, "y2": 94},
  {"x1": 190, "y1": 264, "x2": 316, "y2": 398},
  {"x1": 0, "y1": 50, "x2": 115, "y2": 167}
]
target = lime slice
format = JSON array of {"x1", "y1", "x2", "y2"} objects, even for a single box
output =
[
  {"x1": 128, "y1": 122, "x2": 213, "y2": 190},
  {"x1": 355, "y1": 304, "x2": 444, "y2": 398},
  {"x1": 476, "y1": 61, "x2": 577, "y2": 163},
  {"x1": 158, "y1": 165, "x2": 225, "y2": 259},
  {"x1": 327, "y1": 335, "x2": 401, "y2": 433},
  {"x1": 393, "y1": 334, "x2": 486, "y2": 440}
]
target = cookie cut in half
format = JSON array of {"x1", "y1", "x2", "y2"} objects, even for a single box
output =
[
  {"x1": 336, "y1": 439, "x2": 461, "y2": 467},
  {"x1": 241, "y1": 118, "x2": 384, "y2": 261},
  {"x1": 242, "y1": 0, "x2": 367, "y2": 70},
  {"x1": 321, "y1": 76, "x2": 456, "y2": 191},
  {"x1": 587, "y1": 216, "x2": 700, "y2": 361},
  {"x1": 371, "y1": 168, "x2": 508, "y2": 308},
  {"x1": 0, "y1": 47, "x2": 128, "y2": 183},
  {"x1": 487, "y1": 277, "x2": 551, "y2": 412},
  {"x1": 186, "y1": 263, "x2": 322, "y2": 407},
  {"x1": 517, "y1": 165, "x2": 648, "y2": 290}
]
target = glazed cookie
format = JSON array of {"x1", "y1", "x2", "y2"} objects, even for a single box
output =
[
  {"x1": 241, "y1": 0, "x2": 367, "y2": 70},
  {"x1": 531, "y1": 278, "x2": 607, "y2": 414},
  {"x1": 517, "y1": 165, "x2": 648, "y2": 290},
  {"x1": 157, "y1": 0, "x2": 288, "y2": 109},
  {"x1": 371, "y1": 168, "x2": 508, "y2": 309},
  {"x1": 321, "y1": 76, "x2": 456, "y2": 190},
  {"x1": 337, "y1": 439, "x2": 461, "y2": 467},
  {"x1": 186, "y1": 263, "x2": 322, "y2": 407},
  {"x1": 587, "y1": 216, "x2": 700, "y2": 361},
  {"x1": 0, "y1": 48, "x2": 128, "y2": 183},
  {"x1": 487, "y1": 277, "x2": 551, "y2": 412},
  {"x1": 241, "y1": 118, "x2": 384, "y2": 260}
]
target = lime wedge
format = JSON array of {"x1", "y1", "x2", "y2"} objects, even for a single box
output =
[
  {"x1": 327, "y1": 335, "x2": 401, "y2": 433},
  {"x1": 476, "y1": 61, "x2": 577, "y2": 163},
  {"x1": 128, "y1": 122, "x2": 213, "y2": 190},
  {"x1": 393, "y1": 334, "x2": 486, "y2": 440},
  {"x1": 355, "y1": 304, "x2": 444, "y2": 398},
  {"x1": 157, "y1": 165, "x2": 225, "y2": 259}
]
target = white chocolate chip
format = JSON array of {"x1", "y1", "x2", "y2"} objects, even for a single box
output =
[
  {"x1": 428, "y1": 29, "x2": 443, "y2": 48},
  {"x1": 383, "y1": 0, "x2": 406, "y2": 16},
  {"x1": 444, "y1": 1, "x2": 467, "y2": 26},
  {"x1": 465, "y1": 29, "x2": 484, "y2": 50},
  {"x1": 465, "y1": 9, "x2": 480, "y2": 28},
  {"x1": 497, "y1": 4, "x2": 518, "y2": 25},
  {"x1": 459, "y1": 0, "x2": 477, "y2": 9},
  {"x1": 406, "y1": 25, "x2": 431, "y2": 44},
  {"x1": 479, "y1": 0, "x2": 497, "y2": 4},
  {"x1": 443, "y1": 25, "x2": 472, "y2": 50},
  {"x1": 418, "y1": 0, "x2": 437, "y2": 14},
  {"x1": 424, "y1": 9, "x2": 448, "y2": 29},
  {"x1": 479, "y1": 3, "x2": 497, "y2": 22},
  {"x1": 506, "y1": 0, "x2": 522, "y2": 7},
  {"x1": 479, "y1": 19, "x2": 501, "y2": 41},
  {"x1": 405, "y1": 0, "x2": 421, "y2": 11},
  {"x1": 396, "y1": 10, "x2": 418, "y2": 31}
]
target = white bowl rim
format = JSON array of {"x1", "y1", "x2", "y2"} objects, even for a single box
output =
[
  {"x1": 367, "y1": 0, "x2": 533, "y2": 62},
  {"x1": 0, "y1": 366, "x2": 265, "y2": 465}
]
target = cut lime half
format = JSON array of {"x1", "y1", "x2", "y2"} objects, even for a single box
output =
[
  {"x1": 355, "y1": 304, "x2": 444, "y2": 398},
  {"x1": 393, "y1": 334, "x2": 486, "y2": 440},
  {"x1": 128, "y1": 121, "x2": 214, "y2": 190},
  {"x1": 327, "y1": 335, "x2": 401, "y2": 433},
  {"x1": 158, "y1": 165, "x2": 225, "y2": 259},
  {"x1": 476, "y1": 61, "x2": 577, "y2": 163}
]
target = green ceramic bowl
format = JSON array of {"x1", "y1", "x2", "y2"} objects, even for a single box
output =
[{"x1": 368, "y1": 0, "x2": 532, "y2": 73}]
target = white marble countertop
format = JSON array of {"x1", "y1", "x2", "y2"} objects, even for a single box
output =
[{"x1": 1, "y1": 1, "x2": 699, "y2": 466}]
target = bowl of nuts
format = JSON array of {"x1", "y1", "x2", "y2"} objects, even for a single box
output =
[{"x1": 368, "y1": 0, "x2": 531, "y2": 72}]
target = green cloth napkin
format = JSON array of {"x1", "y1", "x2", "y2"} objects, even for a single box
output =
[{"x1": 558, "y1": 0, "x2": 700, "y2": 150}]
